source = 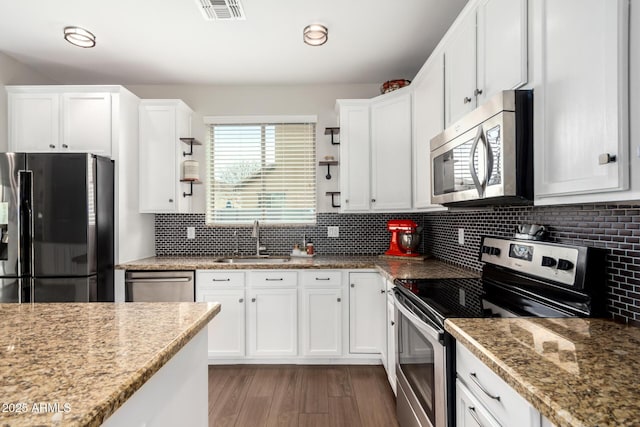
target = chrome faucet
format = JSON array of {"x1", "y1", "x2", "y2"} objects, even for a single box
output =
[{"x1": 251, "y1": 220, "x2": 267, "y2": 257}]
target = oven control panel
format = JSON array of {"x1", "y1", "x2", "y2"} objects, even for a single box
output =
[{"x1": 480, "y1": 237, "x2": 579, "y2": 286}]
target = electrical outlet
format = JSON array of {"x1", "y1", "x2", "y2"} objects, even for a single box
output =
[
  {"x1": 459, "y1": 288, "x2": 466, "y2": 306},
  {"x1": 458, "y1": 228, "x2": 465, "y2": 245},
  {"x1": 327, "y1": 226, "x2": 339, "y2": 238},
  {"x1": 187, "y1": 227, "x2": 196, "y2": 239}
]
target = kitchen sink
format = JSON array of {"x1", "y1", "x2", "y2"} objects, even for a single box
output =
[{"x1": 213, "y1": 257, "x2": 290, "y2": 264}]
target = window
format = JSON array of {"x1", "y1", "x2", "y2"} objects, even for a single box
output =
[{"x1": 205, "y1": 116, "x2": 317, "y2": 225}]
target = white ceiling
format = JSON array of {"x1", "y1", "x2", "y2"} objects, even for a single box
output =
[{"x1": 0, "y1": 0, "x2": 468, "y2": 85}]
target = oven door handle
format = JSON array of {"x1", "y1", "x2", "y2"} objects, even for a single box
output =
[{"x1": 394, "y1": 294, "x2": 444, "y2": 342}]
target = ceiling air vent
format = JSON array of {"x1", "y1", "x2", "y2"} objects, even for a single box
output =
[{"x1": 196, "y1": 0, "x2": 246, "y2": 21}]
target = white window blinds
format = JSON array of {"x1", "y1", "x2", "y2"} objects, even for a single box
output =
[{"x1": 206, "y1": 120, "x2": 316, "y2": 225}]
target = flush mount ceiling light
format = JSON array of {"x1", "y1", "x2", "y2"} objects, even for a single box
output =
[
  {"x1": 303, "y1": 24, "x2": 328, "y2": 46},
  {"x1": 64, "y1": 26, "x2": 96, "y2": 48}
]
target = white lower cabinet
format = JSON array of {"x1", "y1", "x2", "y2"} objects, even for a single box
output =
[
  {"x1": 456, "y1": 343, "x2": 542, "y2": 427},
  {"x1": 199, "y1": 289, "x2": 245, "y2": 358},
  {"x1": 197, "y1": 269, "x2": 385, "y2": 363},
  {"x1": 247, "y1": 287, "x2": 298, "y2": 357},
  {"x1": 349, "y1": 272, "x2": 385, "y2": 354},
  {"x1": 386, "y1": 280, "x2": 397, "y2": 394},
  {"x1": 301, "y1": 287, "x2": 342, "y2": 356},
  {"x1": 196, "y1": 271, "x2": 246, "y2": 359}
]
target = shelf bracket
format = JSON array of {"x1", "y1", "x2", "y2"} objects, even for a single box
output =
[
  {"x1": 324, "y1": 127, "x2": 340, "y2": 145},
  {"x1": 183, "y1": 181, "x2": 194, "y2": 197},
  {"x1": 326, "y1": 192, "x2": 341, "y2": 208},
  {"x1": 180, "y1": 137, "x2": 202, "y2": 157},
  {"x1": 325, "y1": 163, "x2": 332, "y2": 179}
]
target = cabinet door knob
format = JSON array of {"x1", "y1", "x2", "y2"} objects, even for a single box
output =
[
  {"x1": 337, "y1": 297, "x2": 341, "y2": 302},
  {"x1": 474, "y1": 88, "x2": 483, "y2": 96},
  {"x1": 350, "y1": 283, "x2": 355, "y2": 288},
  {"x1": 49, "y1": 144, "x2": 56, "y2": 149},
  {"x1": 598, "y1": 153, "x2": 617, "y2": 165},
  {"x1": 239, "y1": 298, "x2": 244, "y2": 303},
  {"x1": 464, "y1": 97, "x2": 472, "y2": 104},
  {"x1": 251, "y1": 297, "x2": 256, "y2": 302},
  {"x1": 391, "y1": 320, "x2": 395, "y2": 326},
  {"x1": 371, "y1": 198, "x2": 376, "y2": 203},
  {"x1": 380, "y1": 289, "x2": 386, "y2": 294},
  {"x1": 169, "y1": 199, "x2": 174, "y2": 203},
  {"x1": 62, "y1": 144, "x2": 68, "y2": 149},
  {"x1": 345, "y1": 199, "x2": 349, "y2": 203}
]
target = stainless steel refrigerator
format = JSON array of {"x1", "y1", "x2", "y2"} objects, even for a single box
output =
[{"x1": 0, "y1": 153, "x2": 114, "y2": 303}]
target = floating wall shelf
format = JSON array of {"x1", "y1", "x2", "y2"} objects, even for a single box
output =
[
  {"x1": 319, "y1": 160, "x2": 339, "y2": 179},
  {"x1": 180, "y1": 137, "x2": 202, "y2": 157},
  {"x1": 324, "y1": 127, "x2": 340, "y2": 145}
]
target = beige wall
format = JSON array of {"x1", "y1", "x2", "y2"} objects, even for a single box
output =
[
  {"x1": 0, "y1": 52, "x2": 56, "y2": 151},
  {"x1": 126, "y1": 84, "x2": 380, "y2": 213}
]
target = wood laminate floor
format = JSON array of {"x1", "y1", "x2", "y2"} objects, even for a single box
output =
[{"x1": 208, "y1": 365, "x2": 399, "y2": 427}]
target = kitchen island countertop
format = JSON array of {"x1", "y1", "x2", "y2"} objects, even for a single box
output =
[
  {"x1": 445, "y1": 317, "x2": 640, "y2": 427},
  {"x1": 116, "y1": 255, "x2": 480, "y2": 281},
  {"x1": 0, "y1": 302, "x2": 220, "y2": 427}
]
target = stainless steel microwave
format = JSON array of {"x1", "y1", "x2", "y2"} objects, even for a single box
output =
[{"x1": 430, "y1": 90, "x2": 533, "y2": 206}]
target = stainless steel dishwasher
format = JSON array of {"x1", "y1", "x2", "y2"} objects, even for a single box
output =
[{"x1": 125, "y1": 271, "x2": 195, "y2": 302}]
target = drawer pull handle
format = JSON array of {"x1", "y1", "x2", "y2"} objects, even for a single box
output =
[
  {"x1": 467, "y1": 406, "x2": 486, "y2": 427},
  {"x1": 211, "y1": 278, "x2": 231, "y2": 282},
  {"x1": 315, "y1": 277, "x2": 331, "y2": 281},
  {"x1": 469, "y1": 372, "x2": 500, "y2": 401},
  {"x1": 265, "y1": 278, "x2": 283, "y2": 281}
]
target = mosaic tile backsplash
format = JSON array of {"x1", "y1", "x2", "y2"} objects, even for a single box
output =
[{"x1": 156, "y1": 204, "x2": 640, "y2": 324}]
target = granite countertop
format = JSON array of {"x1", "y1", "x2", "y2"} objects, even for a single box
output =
[
  {"x1": 445, "y1": 317, "x2": 640, "y2": 427},
  {"x1": 0, "y1": 302, "x2": 220, "y2": 427},
  {"x1": 116, "y1": 255, "x2": 480, "y2": 281}
]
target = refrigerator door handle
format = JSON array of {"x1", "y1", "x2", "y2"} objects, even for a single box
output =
[{"x1": 18, "y1": 169, "x2": 34, "y2": 302}]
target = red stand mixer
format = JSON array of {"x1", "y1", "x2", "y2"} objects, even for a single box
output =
[{"x1": 385, "y1": 219, "x2": 422, "y2": 257}]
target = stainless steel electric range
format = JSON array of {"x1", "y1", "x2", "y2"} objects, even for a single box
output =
[{"x1": 393, "y1": 236, "x2": 607, "y2": 427}]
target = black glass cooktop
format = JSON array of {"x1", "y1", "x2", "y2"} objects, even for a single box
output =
[{"x1": 394, "y1": 277, "x2": 488, "y2": 325}]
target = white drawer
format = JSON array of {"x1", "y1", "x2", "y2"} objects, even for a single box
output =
[
  {"x1": 456, "y1": 379, "x2": 501, "y2": 427},
  {"x1": 456, "y1": 343, "x2": 540, "y2": 427},
  {"x1": 196, "y1": 271, "x2": 245, "y2": 288},
  {"x1": 300, "y1": 270, "x2": 342, "y2": 287},
  {"x1": 248, "y1": 270, "x2": 298, "y2": 288}
]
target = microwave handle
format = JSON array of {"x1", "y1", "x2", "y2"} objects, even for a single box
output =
[
  {"x1": 485, "y1": 137, "x2": 494, "y2": 191},
  {"x1": 469, "y1": 126, "x2": 487, "y2": 197}
]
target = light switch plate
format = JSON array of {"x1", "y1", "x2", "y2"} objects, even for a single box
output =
[
  {"x1": 187, "y1": 227, "x2": 196, "y2": 239},
  {"x1": 327, "y1": 226, "x2": 339, "y2": 238}
]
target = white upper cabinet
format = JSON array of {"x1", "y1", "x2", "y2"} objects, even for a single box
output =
[
  {"x1": 444, "y1": 0, "x2": 528, "y2": 127},
  {"x1": 138, "y1": 100, "x2": 193, "y2": 213},
  {"x1": 62, "y1": 93, "x2": 112, "y2": 155},
  {"x1": 534, "y1": 0, "x2": 629, "y2": 198},
  {"x1": 338, "y1": 91, "x2": 413, "y2": 213},
  {"x1": 370, "y1": 91, "x2": 413, "y2": 211},
  {"x1": 444, "y1": 10, "x2": 478, "y2": 126},
  {"x1": 8, "y1": 93, "x2": 59, "y2": 152},
  {"x1": 412, "y1": 54, "x2": 445, "y2": 210},
  {"x1": 338, "y1": 100, "x2": 371, "y2": 212},
  {"x1": 8, "y1": 89, "x2": 113, "y2": 156},
  {"x1": 476, "y1": 0, "x2": 528, "y2": 104}
]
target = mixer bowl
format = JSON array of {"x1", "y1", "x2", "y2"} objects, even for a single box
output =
[{"x1": 399, "y1": 232, "x2": 420, "y2": 254}]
